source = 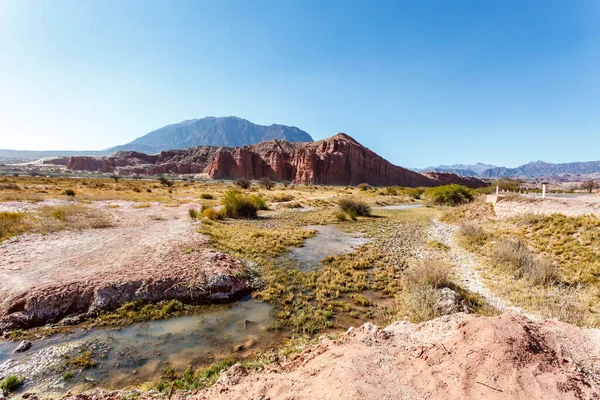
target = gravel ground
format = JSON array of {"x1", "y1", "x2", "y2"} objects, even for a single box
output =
[{"x1": 427, "y1": 217, "x2": 541, "y2": 320}]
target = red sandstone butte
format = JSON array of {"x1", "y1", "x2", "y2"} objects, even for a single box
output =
[{"x1": 66, "y1": 133, "x2": 486, "y2": 188}]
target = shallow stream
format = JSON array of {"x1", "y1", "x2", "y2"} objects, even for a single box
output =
[{"x1": 0, "y1": 223, "x2": 370, "y2": 395}]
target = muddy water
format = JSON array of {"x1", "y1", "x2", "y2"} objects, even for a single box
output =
[
  {"x1": 285, "y1": 225, "x2": 368, "y2": 271},
  {"x1": 0, "y1": 297, "x2": 279, "y2": 395}
]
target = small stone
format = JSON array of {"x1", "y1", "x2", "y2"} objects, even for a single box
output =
[{"x1": 14, "y1": 340, "x2": 33, "y2": 353}]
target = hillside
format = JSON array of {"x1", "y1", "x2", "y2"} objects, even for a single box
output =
[
  {"x1": 66, "y1": 133, "x2": 485, "y2": 187},
  {"x1": 107, "y1": 116, "x2": 313, "y2": 153}
]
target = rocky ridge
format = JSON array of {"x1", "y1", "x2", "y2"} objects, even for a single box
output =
[{"x1": 66, "y1": 133, "x2": 486, "y2": 188}]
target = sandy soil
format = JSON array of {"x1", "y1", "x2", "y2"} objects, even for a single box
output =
[
  {"x1": 192, "y1": 314, "x2": 600, "y2": 400},
  {"x1": 0, "y1": 201, "x2": 253, "y2": 332}
]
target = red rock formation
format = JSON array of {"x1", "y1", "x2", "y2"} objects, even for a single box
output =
[{"x1": 66, "y1": 133, "x2": 486, "y2": 188}]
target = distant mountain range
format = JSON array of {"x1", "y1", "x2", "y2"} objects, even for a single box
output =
[
  {"x1": 418, "y1": 161, "x2": 600, "y2": 179},
  {"x1": 0, "y1": 117, "x2": 313, "y2": 163},
  {"x1": 106, "y1": 116, "x2": 313, "y2": 153}
]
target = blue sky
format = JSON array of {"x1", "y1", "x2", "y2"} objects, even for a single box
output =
[{"x1": 1, "y1": 0, "x2": 599, "y2": 168}]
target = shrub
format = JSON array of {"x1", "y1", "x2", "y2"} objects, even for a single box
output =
[
  {"x1": 0, "y1": 212, "x2": 26, "y2": 242},
  {"x1": 132, "y1": 187, "x2": 142, "y2": 193},
  {"x1": 0, "y1": 375, "x2": 25, "y2": 393},
  {"x1": 201, "y1": 207, "x2": 223, "y2": 221},
  {"x1": 384, "y1": 186, "x2": 398, "y2": 196},
  {"x1": 335, "y1": 212, "x2": 347, "y2": 222},
  {"x1": 337, "y1": 198, "x2": 371, "y2": 218},
  {"x1": 222, "y1": 190, "x2": 258, "y2": 218},
  {"x1": 404, "y1": 187, "x2": 424, "y2": 199},
  {"x1": 188, "y1": 208, "x2": 199, "y2": 219},
  {"x1": 159, "y1": 177, "x2": 174, "y2": 187},
  {"x1": 200, "y1": 193, "x2": 214, "y2": 200},
  {"x1": 459, "y1": 222, "x2": 487, "y2": 247},
  {"x1": 63, "y1": 189, "x2": 76, "y2": 197},
  {"x1": 259, "y1": 177, "x2": 274, "y2": 190},
  {"x1": 235, "y1": 178, "x2": 251, "y2": 189},
  {"x1": 357, "y1": 183, "x2": 371, "y2": 191},
  {"x1": 250, "y1": 194, "x2": 268, "y2": 210},
  {"x1": 492, "y1": 238, "x2": 560, "y2": 285},
  {"x1": 424, "y1": 184, "x2": 473, "y2": 206},
  {"x1": 405, "y1": 258, "x2": 453, "y2": 289},
  {"x1": 146, "y1": 188, "x2": 152, "y2": 193},
  {"x1": 271, "y1": 193, "x2": 294, "y2": 202}
]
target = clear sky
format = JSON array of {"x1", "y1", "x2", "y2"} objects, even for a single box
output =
[{"x1": 1, "y1": 0, "x2": 599, "y2": 168}]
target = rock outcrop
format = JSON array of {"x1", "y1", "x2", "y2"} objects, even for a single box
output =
[{"x1": 66, "y1": 133, "x2": 486, "y2": 188}]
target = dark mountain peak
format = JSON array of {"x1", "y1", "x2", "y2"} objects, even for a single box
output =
[{"x1": 107, "y1": 116, "x2": 313, "y2": 154}]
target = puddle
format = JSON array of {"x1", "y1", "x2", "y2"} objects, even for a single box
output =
[
  {"x1": 0, "y1": 297, "x2": 279, "y2": 396},
  {"x1": 285, "y1": 225, "x2": 368, "y2": 271},
  {"x1": 374, "y1": 203, "x2": 423, "y2": 210}
]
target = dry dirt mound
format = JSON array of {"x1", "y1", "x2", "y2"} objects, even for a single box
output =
[
  {"x1": 193, "y1": 314, "x2": 599, "y2": 400},
  {"x1": 0, "y1": 201, "x2": 254, "y2": 333},
  {"x1": 54, "y1": 314, "x2": 600, "y2": 400}
]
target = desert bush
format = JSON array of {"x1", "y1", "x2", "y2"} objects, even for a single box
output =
[
  {"x1": 222, "y1": 190, "x2": 259, "y2": 218},
  {"x1": 251, "y1": 195, "x2": 268, "y2": 210},
  {"x1": 337, "y1": 198, "x2": 371, "y2": 218},
  {"x1": 0, "y1": 374, "x2": 24, "y2": 393},
  {"x1": 259, "y1": 177, "x2": 274, "y2": 190},
  {"x1": 201, "y1": 207, "x2": 223, "y2": 221},
  {"x1": 188, "y1": 208, "x2": 199, "y2": 219},
  {"x1": 335, "y1": 212, "x2": 347, "y2": 222},
  {"x1": 404, "y1": 187, "x2": 424, "y2": 199},
  {"x1": 132, "y1": 187, "x2": 142, "y2": 193},
  {"x1": 357, "y1": 183, "x2": 371, "y2": 191},
  {"x1": 396, "y1": 285, "x2": 441, "y2": 323},
  {"x1": 235, "y1": 179, "x2": 251, "y2": 189},
  {"x1": 459, "y1": 222, "x2": 487, "y2": 247},
  {"x1": 404, "y1": 258, "x2": 453, "y2": 289},
  {"x1": 0, "y1": 183, "x2": 20, "y2": 190},
  {"x1": 492, "y1": 238, "x2": 559, "y2": 285},
  {"x1": 158, "y1": 177, "x2": 174, "y2": 187},
  {"x1": 271, "y1": 193, "x2": 294, "y2": 202},
  {"x1": 63, "y1": 189, "x2": 76, "y2": 197},
  {"x1": 424, "y1": 184, "x2": 473, "y2": 206},
  {"x1": 0, "y1": 212, "x2": 26, "y2": 242},
  {"x1": 200, "y1": 193, "x2": 214, "y2": 200}
]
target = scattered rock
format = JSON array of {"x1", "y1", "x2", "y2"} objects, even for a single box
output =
[
  {"x1": 14, "y1": 340, "x2": 33, "y2": 353},
  {"x1": 435, "y1": 288, "x2": 462, "y2": 315},
  {"x1": 216, "y1": 363, "x2": 248, "y2": 386}
]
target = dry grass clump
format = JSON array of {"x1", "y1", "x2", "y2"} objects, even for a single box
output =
[
  {"x1": 492, "y1": 238, "x2": 560, "y2": 286},
  {"x1": 199, "y1": 193, "x2": 214, "y2": 200},
  {"x1": 201, "y1": 206, "x2": 224, "y2": 221},
  {"x1": 513, "y1": 213, "x2": 600, "y2": 285},
  {"x1": 458, "y1": 222, "x2": 488, "y2": 249},
  {"x1": 222, "y1": 190, "x2": 258, "y2": 218},
  {"x1": 1, "y1": 205, "x2": 113, "y2": 241},
  {"x1": 199, "y1": 220, "x2": 315, "y2": 260},
  {"x1": 440, "y1": 200, "x2": 495, "y2": 224},
  {"x1": 396, "y1": 259, "x2": 453, "y2": 323},
  {"x1": 404, "y1": 258, "x2": 453, "y2": 289},
  {"x1": 337, "y1": 198, "x2": 371, "y2": 219},
  {"x1": 0, "y1": 212, "x2": 27, "y2": 242},
  {"x1": 33, "y1": 205, "x2": 113, "y2": 233},
  {"x1": 271, "y1": 193, "x2": 295, "y2": 203}
]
